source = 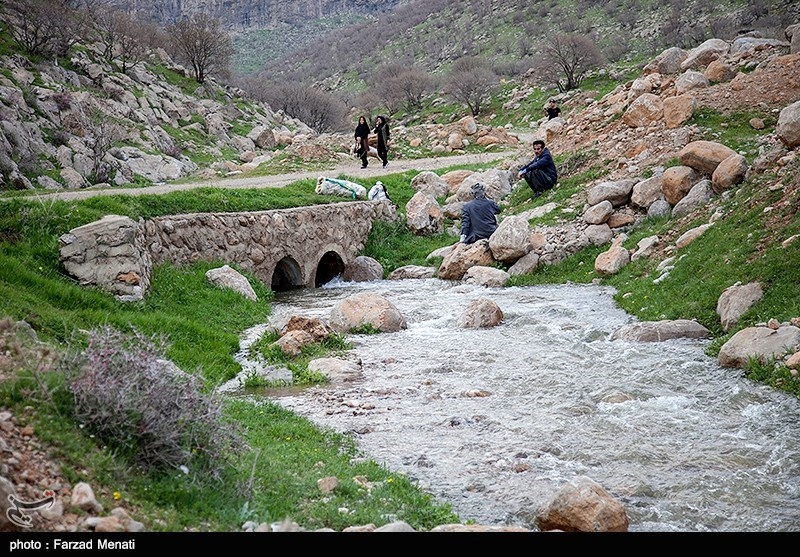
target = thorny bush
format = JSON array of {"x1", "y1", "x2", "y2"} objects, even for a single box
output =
[{"x1": 61, "y1": 325, "x2": 244, "y2": 479}]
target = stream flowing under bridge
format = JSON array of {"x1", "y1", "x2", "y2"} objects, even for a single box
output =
[{"x1": 59, "y1": 201, "x2": 398, "y2": 301}]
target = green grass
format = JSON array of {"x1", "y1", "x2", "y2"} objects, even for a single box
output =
[
  {"x1": 689, "y1": 107, "x2": 778, "y2": 160},
  {"x1": 0, "y1": 165, "x2": 483, "y2": 532},
  {"x1": 250, "y1": 330, "x2": 352, "y2": 386},
  {"x1": 0, "y1": 379, "x2": 458, "y2": 531}
]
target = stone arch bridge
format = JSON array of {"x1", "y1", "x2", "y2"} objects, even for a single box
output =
[{"x1": 59, "y1": 201, "x2": 398, "y2": 302}]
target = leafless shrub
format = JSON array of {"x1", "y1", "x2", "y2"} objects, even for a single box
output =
[
  {"x1": 257, "y1": 83, "x2": 348, "y2": 133},
  {"x1": 0, "y1": 317, "x2": 60, "y2": 405},
  {"x1": 51, "y1": 130, "x2": 71, "y2": 147},
  {"x1": 603, "y1": 34, "x2": 631, "y2": 63},
  {"x1": 164, "y1": 142, "x2": 183, "y2": 159},
  {"x1": 375, "y1": 64, "x2": 434, "y2": 115},
  {"x1": 61, "y1": 325, "x2": 244, "y2": 478},
  {"x1": 83, "y1": 106, "x2": 125, "y2": 181},
  {"x1": 445, "y1": 56, "x2": 498, "y2": 116},
  {"x1": 518, "y1": 37, "x2": 533, "y2": 58},
  {"x1": 354, "y1": 88, "x2": 382, "y2": 122},
  {"x1": 52, "y1": 92, "x2": 72, "y2": 112}
]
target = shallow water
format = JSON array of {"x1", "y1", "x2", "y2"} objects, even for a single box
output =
[{"x1": 237, "y1": 278, "x2": 800, "y2": 532}]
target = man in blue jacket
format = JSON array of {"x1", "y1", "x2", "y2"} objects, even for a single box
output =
[
  {"x1": 460, "y1": 183, "x2": 500, "y2": 244},
  {"x1": 518, "y1": 140, "x2": 558, "y2": 198}
]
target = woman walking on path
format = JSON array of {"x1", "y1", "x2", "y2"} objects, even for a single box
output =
[
  {"x1": 354, "y1": 116, "x2": 371, "y2": 169},
  {"x1": 373, "y1": 115, "x2": 391, "y2": 168}
]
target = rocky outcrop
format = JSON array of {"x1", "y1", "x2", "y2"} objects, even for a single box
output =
[{"x1": 0, "y1": 42, "x2": 313, "y2": 192}]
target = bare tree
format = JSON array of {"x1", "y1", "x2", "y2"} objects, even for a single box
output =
[
  {"x1": 90, "y1": 8, "x2": 124, "y2": 61},
  {"x1": 1, "y1": 0, "x2": 87, "y2": 58},
  {"x1": 77, "y1": 105, "x2": 126, "y2": 183},
  {"x1": 115, "y1": 15, "x2": 151, "y2": 74},
  {"x1": 445, "y1": 56, "x2": 498, "y2": 116},
  {"x1": 534, "y1": 33, "x2": 605, "y2": 92},
  {"x1": 89, "y1": 9, "x2": 148, "y2": 73},
  {"x1": 394, "y1": 69, "x2": 434, "y2": 112},
  {"x1": 375, "y1": 64, "x2": 434, "y2": 115},
  {"x1": 168, "y1": 14, "x2": 234, "y2": 84},
  {"x1": 258, "y1": 83, "x2": 348, "y2": 133}
]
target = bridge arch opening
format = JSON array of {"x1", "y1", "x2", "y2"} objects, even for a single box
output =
[
  {"x1": 271, "y1": 257, "x2": 304, "y2": 292},
  {"x1": 315, "y1": 251, "x2": 345, "y2": 287}
]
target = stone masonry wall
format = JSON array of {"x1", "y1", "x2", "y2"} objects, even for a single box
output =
[{"x1": 59, "y1": 201, "x2": 397, "y2": 301}]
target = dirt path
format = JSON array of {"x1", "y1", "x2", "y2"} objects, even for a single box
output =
[{"x1": 18, "y1": 150, "x2": 520, "y2": 203}]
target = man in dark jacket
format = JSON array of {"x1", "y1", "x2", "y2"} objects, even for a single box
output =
[
  {"x1": 518, "y1": 140, "x2": 557, "y2": 198},
  {"x1": 460, "y1": 183, "x2": 500, "y2": 244}
]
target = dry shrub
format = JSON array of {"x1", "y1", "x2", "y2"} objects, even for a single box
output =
[{"x1": 62, "y1": 325, "x2": 244, "y2": 479}]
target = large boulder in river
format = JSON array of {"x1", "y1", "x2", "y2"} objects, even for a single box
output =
[
  {"x1": 456, "y1": 298, "x2": 503, "y2": 329},
  {"x1": 536, "y1": 476, "x2": 629, "y2": 532},
  {"x1": 438, "y1": 240, "x2": 496, "y2": 281},
  {"x1": 329, "y1": 292, "x2": 407, "y2": 333},
  {"x1": 343, "y1": 255, "x2": 383, "y2": 282},
  {"x1": 610, "y1": 319, "x2": 711, "y2": 342}
]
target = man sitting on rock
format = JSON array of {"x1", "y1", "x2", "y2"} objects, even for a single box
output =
[
  {"x1": 518, "y1": 140, "x2": 558, "y2": 198},
  {"x1": 460, "y1": 183, "x2": 500, "y2": 244}
]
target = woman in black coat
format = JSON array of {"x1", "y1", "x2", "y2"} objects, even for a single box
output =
[
  {"x1": 354, "y1": 115, "x2": 370, "y2": 169},
  {"x1": 373, "y1": 115, "x2": 391, "y2": 168}
]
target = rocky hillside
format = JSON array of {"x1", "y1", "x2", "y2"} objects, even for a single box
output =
[
  {"x1": 0, "y1": 31, "x2": 526, "y2": 192},
  {"x1": 252, "y1": 0, "x2": 799, "y2": 87},
  {"x1": 0, "y1": 40, "x2": 320, "y2": 190}
]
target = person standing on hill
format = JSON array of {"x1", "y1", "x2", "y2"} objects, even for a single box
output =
[
  {"x1": 373, "y1": 115, "x2": 391, "y2": 168},
  {"x1": 354, "y1": 116, "x2": 371, "y2": 169},
  {"x1": 518, "y1": 139, "x2": 558, "y2": 198},
  {"x1": 460, "y1": 183, "x2": 500, "y2": 244}
]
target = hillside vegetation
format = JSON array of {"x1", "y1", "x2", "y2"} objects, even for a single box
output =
[{"x1": 247, "y1": 0, "x2": 798, "y2": 85}]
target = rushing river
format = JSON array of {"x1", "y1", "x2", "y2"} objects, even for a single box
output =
[{"x1": 235, "y1": 278, "x2": 800, "y2": 532}]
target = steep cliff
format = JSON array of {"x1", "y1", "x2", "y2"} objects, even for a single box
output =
[{"x1": 111, "y1": 0, "x2": 402, "y2": 29}]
